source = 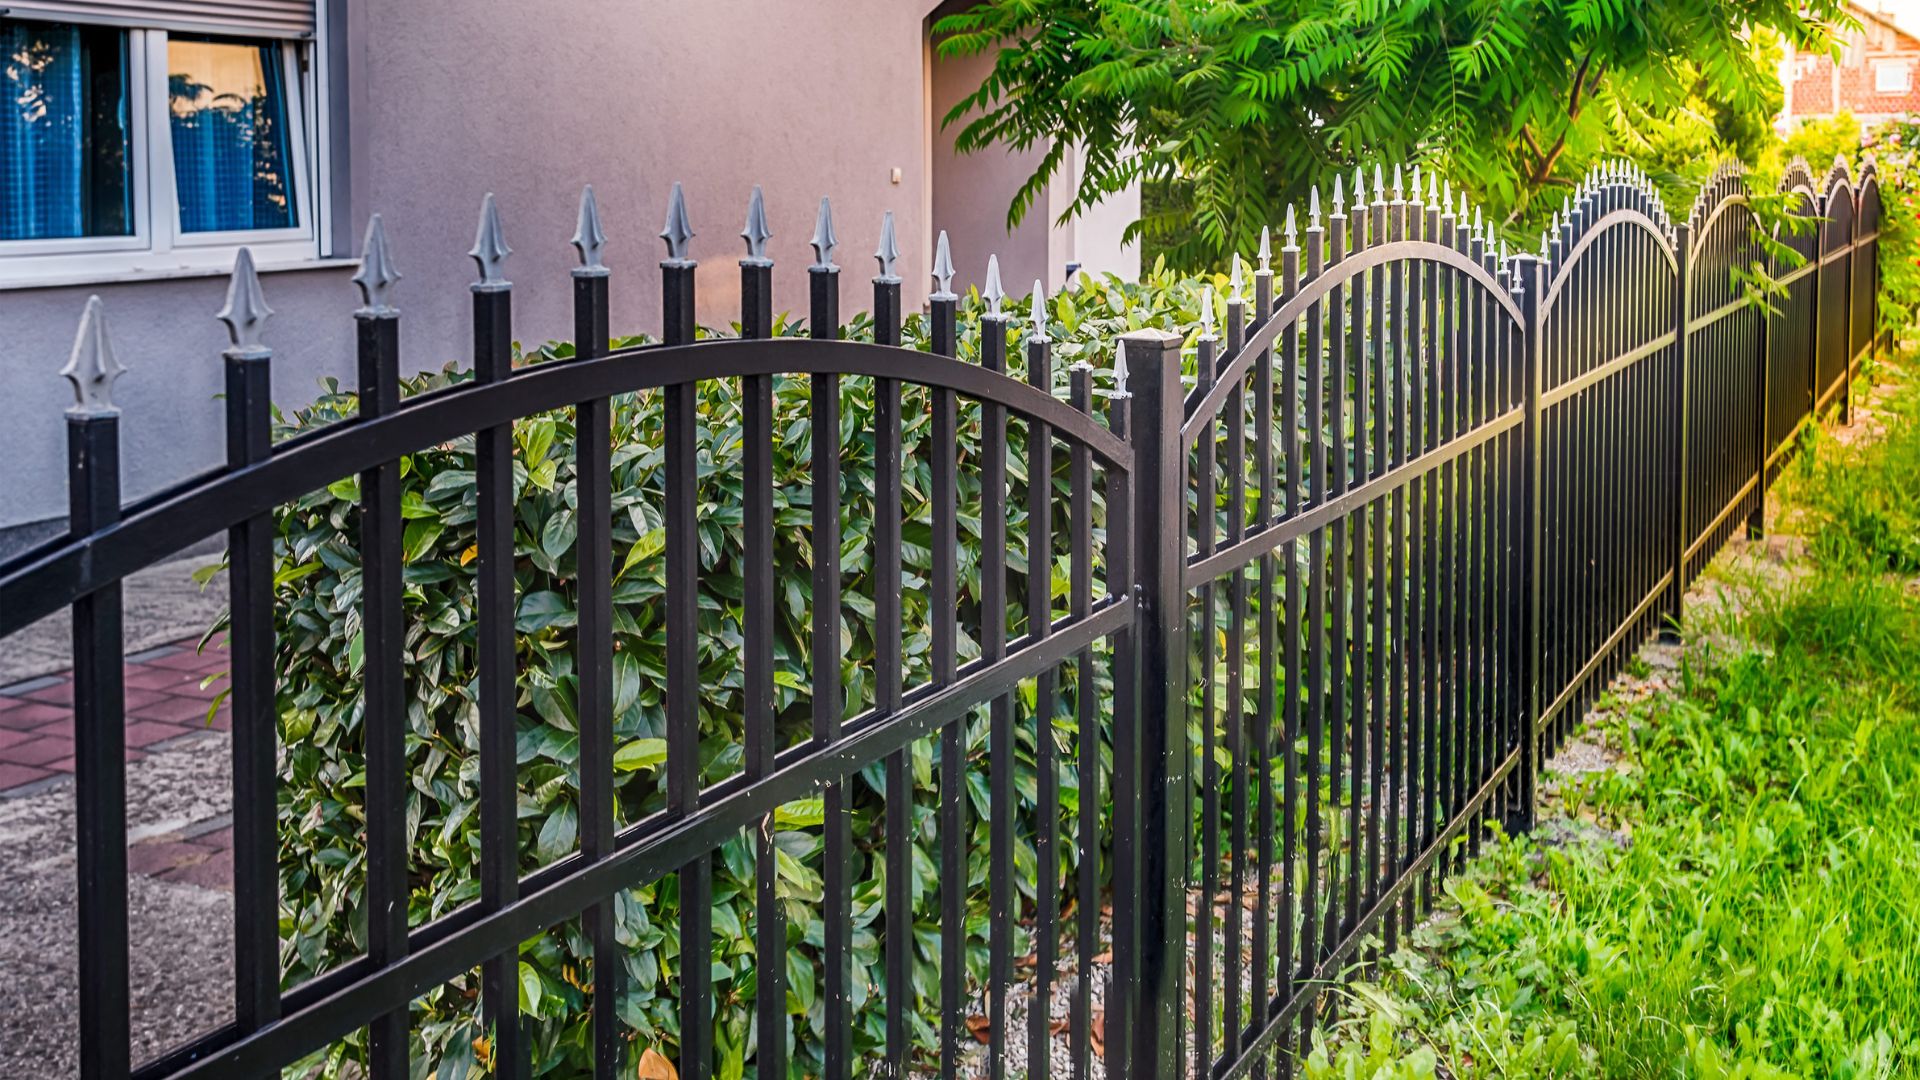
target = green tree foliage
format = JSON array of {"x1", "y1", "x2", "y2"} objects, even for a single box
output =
[{"x1": 936, "y1": 0, "x2": 1852, "y2": 268}]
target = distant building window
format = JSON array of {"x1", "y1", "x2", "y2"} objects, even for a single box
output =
[
  {"x1": 0, "y1": 15, "x2": 321, "y2": 282},
  {"x1": 1875, "y1": 59, "x2": 1911, "y2": 93}
]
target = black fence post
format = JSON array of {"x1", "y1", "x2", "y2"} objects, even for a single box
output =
[
  {"x1": 1810, "y1": 195, "x2": 1825, "y2": 434},
  {"x1": 1749, "y1": 251, "x2": 1770, "y2": 542},
  {"x1": 227, "y1": 244, "x2": 283, "y2": 1049},
  {"x1": 1663, "y1": 223, "x2": 1694, "y2": 643},
  {"x1": 1511, "y1": 254, "x2": 1544, "y2": 837},
  {"x1": 63, "y1": 295, "x2": 130, "y2": 1080},
  {"x1": 1123, "y1": 326, "x2": 1189, "y2": 1080}
]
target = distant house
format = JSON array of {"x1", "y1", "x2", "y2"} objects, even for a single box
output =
[
  {"x1": 0, "y1": 1, "x2": 1138, "y2": 554},
  {"x1": 1780, "y1": 3, "x2": 1920, "y2": 129}
]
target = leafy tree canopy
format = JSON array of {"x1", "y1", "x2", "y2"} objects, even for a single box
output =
[{"x1": 937, "y1": 0, "x2": 1854, "y2": 268}]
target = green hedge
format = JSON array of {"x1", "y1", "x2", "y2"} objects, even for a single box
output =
[{"x1": 244, "y1": 268, "x2": 1220, "y2": 1078}]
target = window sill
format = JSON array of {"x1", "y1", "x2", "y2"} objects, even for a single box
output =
[{"x1": 0, "y1": 256, "x2": 360, "y2": 293}]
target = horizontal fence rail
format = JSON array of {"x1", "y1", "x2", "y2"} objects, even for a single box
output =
[{"x1": 0, "y1": 152, "x2": 1884, "y2": 1080}]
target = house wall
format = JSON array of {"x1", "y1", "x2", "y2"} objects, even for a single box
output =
[
  {"x1": 1, "y1": 0, "x2": 1136, "y2": 550},
  {"x1": 1780, "y1": 6, "x2": 1920, "y2": 127}
]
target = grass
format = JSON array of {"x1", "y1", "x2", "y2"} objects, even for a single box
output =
[{"x1": 1303, "y1": 356, "x2": 1920, "y2": 1079}]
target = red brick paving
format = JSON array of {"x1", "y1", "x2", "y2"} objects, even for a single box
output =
[{"x1": 0, "y1": 638, "x2": 230, "y2": 796}]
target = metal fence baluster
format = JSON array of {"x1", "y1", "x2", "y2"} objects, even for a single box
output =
[
  {"x1": 229, "y1": 242, "x2": 283, "y2": 1050},
  {"x1": 929, "y1": 233, "x2": 965, "y2": 1080},
  {"x1": 1026, "y1": 283, "x2": 1060, "y2": 1080},
  {"x1": 873, "y1": 211, "x2": 912, "y2": 1080},
  {"x1": 570, "y1": 185, "x2": 622, "y2": 1080},
  {"x1": 1250, "y1": 231, "x2": 1278, "y2": 1065},
  {"x1": 658, "y1": 182, "x2": 713, "y2": 1080},
  {"x1": 1193, "y1": 284, "x2": 1219, "y2": 1080},
  {"x1": 64, "y1": 295, "x2": 131, "y2": 1080},
  {"x1": 981, "y1": 257, "x2": 1014, "y2": 1080},
  {"x1": 1067, "y1": 360, "x2": 1097, "y2": 1080}
]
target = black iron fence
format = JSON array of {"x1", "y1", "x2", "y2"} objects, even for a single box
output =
[{"x1": 0, "y1": 152, "x2": 1883, "y2": 1080}]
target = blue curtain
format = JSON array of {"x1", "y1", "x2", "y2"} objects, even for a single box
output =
[
  {"x1": 1, "y1": 22, "x2": 86, "y2": 241},
  {"x1": 170, "y1": 41, "x2": 295, "y2": 233}
]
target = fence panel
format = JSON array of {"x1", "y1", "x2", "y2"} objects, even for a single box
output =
[
  {"x1": 1535, "y1": 165, "x2": 1681, "y2": 757},
  {"x1": 1817, "y1": 158, "x2": 1858, "y2": 414},
  {"x1": 1766, "y1": 161, "x2": 1823, "y2": 477}
]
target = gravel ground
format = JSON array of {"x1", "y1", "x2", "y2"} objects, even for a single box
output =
[
  {"x1": 0, "y1": 548, "x2": 226, "y2": 686},
  {"x1": 0, "y1": 728, "x2": 234, "y2": 1077}
]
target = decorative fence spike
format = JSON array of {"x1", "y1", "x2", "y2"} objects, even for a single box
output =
[
  {"x1": 1352, "y1": 166, "x2": 1367, "y2": 210},
  {"x1": 1112, "y1": 336, "x2": 1128, "y2": 393},
  {"x1": 571, "y1": 185, "x2": 607, "y2": 272},
  {"x1": 811, "y1": 196, "x2": 838, "y2": 270},
  {"x1": 741, "y1": 185, "x2": 772, "y2": 262},
  {"x1": 983, "y1": 253, "x2": 1005, "y2": 315},
  {"x1": 659, "y1": 181, "x2": 694, "y2": 263},
  {"x1": 218, "y1": 247, "x2": 274, "y2": 349},
  {"x1": 1373, "y1": 164, "x2": 1385, "y2": 202},
  {"x1": 1200, "y1": 285, "x2": 1216, "y2": 336},
  {"x1": 1258, "y1": 226, "x2": 1272, "y2": 271},
  {"x1": 470, "y1": 194, "x2": 511, "y2": 286},
  {"x1": 1411, "y1": 163, "x2": 1423, "y2": 203},
  {"x1": 353, "y1": 215, "x2": 401, "y2": 313},
  {"x1": 1283, "y1": 204, "x2": 1297, "y2": 248},
  {"x1": 62, "y1": 295, "x2": 125, "y2": 415},
  {"x1": 1427, "y1": 169, "x2": 1438, "y2": 203},
  {"x1": 1228, "y1": 253, "x2": 1244, "y2": 301},
  {"x1": 1333, "y1": 174, "x2": 1346, "y2": 215},
  {"x1": 1393, "y1": 163, "x2": 1405, "y2": 201},
  {"x1": 874, "y1": 210, "x2": 901, "y2": 280},
  {"x1": 931, "y1": 230, "x2": 956, "y2": 298},
  {"x1": 1308, "y1": 186, "x2": 1322, "y2": 228},
  {"x1": 1029, "y1": 279, "x2": 1046, "y2": 339}
]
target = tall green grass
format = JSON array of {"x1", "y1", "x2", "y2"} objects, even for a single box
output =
[{"x1": 1304, "y1": 364, "x2": 1920, "y2": 1078}]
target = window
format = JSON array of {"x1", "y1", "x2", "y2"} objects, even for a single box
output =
[
  {"x1": 1875, "y1": 59, "x2": 1912, "y2": 94},
  {"x1": 0, "y1": 14, "x2": 323, "y2": 283}
]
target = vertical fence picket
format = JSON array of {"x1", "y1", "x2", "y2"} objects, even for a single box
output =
[
  {"x1": 471, "y1": 193, "x2": 527, "y2": 1080},
  {"x1": 1193, "y1": 288, "x2": 1219, "y2": 1080},
  {"x1": 737, "y1": 185, "x2": 786, "y2": 1080},
  {"x1": 873, "y1": 212, "x2": 912, "y2": 1080},
  {"x1": 1223, "y1": 275, "x2": 1250, "y2": 1067},
  {"x1": 1067, "y1": 360, "x2": 1097, "y2": 1080},
  {"x1": 64, "y1": 295, "x2": 130, "y2": 1080},
  {"x1": 230, "y1": 243, "x2": 283, "y2": 1046},
  {"x1": 1026, "y1": 285, "x2": 1060, "y2": 1080},
  {"x1": 1250, "y1": 233, "x2": 1278, "y2": 1065},
  {"x1": 929, "y1": 235, "x2": 966, "y2": 1080},
  {"x1": 660, "y1": 182, "x2": 712, "y2": 1080}
]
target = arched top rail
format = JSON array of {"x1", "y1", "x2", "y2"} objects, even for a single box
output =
[
  {"x1": 1543, "y1": 208, "x2": 1679, "y2": 313},
  {"x1": 0, "y1": 337, "x2": 1130, "y2": 635},
  {"x1": 1181, "y1": 239, "x2": 1524, "y2": 438},
  {"x1": 1687, "y1": 194, "x2": 1756, "y2": 255}
]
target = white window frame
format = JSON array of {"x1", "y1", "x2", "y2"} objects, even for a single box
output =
[
  {"x1": 0, "y1": 18, "x2": 322, "y2": 284},
  {"x1": 1875, "y1": 58, "x2": 1912, "y2": 94}
]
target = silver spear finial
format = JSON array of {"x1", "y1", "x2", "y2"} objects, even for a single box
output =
[
  {"x1": 659, "y1": 181, "x2": 694, "y2": 264},
  {"x1": 470, "y1": 193, "x2": 511, "y2": 289},
  {"x1": 1029, "y1": 280, "x2": 1046, "y2": 340},
  {"x1": 572, "y1": 185, "x2": 608, "y2": 274},
  {"x1": 983, "y1": 254, "x2": 1005, "y2": 316},
  {"x1": 1283, "y1": 205, "x2": 1297, "y2": 249},
  {"x1": 1113, "y1": 337, "x2": 1129, "y2": 394},
  {"x1": 218, "y1": 247, "x2": 274, "y2": 349},
  {"x1": 810, "y1": 197, "x2": 838, "y2": 270},
  {"x1": 1228, "y1": 254, "x2": 1244, "y2": 301},
  {"x1": 1333, "y1": 174, "x2": 1346, "y2": 215},
  {"x1": 741, "y1": 185, "x2": 772, "y2": 263},
  {"x1": 352, "y1": 214, "x2": 401, "y2": 313},
  {"x1": 931, "y1": 230, "x2": 956, "y2": 299},
  {"x1": 874, "y1": 210, "x2": 901, "y2": 280},
  {"x1": 1199, "y1": 285, "x2": 1216, "y2": 337},
  {"x1": 1308, "y1": 186, "x2": 1322, "y2": 229},
  {"x1": 62, "y1": 295, "x2": 125, "y2": 416},
  {"x1": 1258, "y1": 226, "x2": 1272, "y2": 272}
]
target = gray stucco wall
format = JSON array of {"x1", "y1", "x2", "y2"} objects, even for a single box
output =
[{"x1": 0, "y1": 0, "x2": 1130, "y2": 551}]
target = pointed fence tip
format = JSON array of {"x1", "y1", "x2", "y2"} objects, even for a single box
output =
[
  {"x1": 810, "y1": 196, "x2": 838, "y2": 269},
  {"x1": 1284, "y1": 204, "x2": 1298, "y2": 247},
  {"x1": 1393, "y1": 163, "x2": 1405, "y2": 200},
  {"x1": 982, "y1": 253, "x2": 1005, "y2": 315},
  {"x1": 741, "y1": 185, "x2": 772, "y2": 262},
  {"x1": 1113, "y1": 337, "x2": 1129, "y2": 393},
  {"x1": 659, "y1": 181, "x2": 695, "y2": 263},
  {"x1": 1258, "y1": 225, "x2": 1272, "y2": 271},
  {"x1": 353, "y1": 214, "x2": 402, "y2": 312},
  {"x1": 572, "y1": 185, "x2": 608, "y2": 273},
  {"x1": 63, "y1": 295, "x2": 126, "y2": 415},
  {"x1": 874, "y1": 210, "x2": 901, "y2": 279},
  {"x1": 470, "y1": 193, "x2": 511, "y2": 287},
  {"x1": 1228, "y1": 253, "x2": 1244, "y2": 300},
  {"x1": 1308, "y1": 185, "x2": 1322, "y2": 227},
  {"x1": 1333, "y1": 173, "x2": 1345, "y2": 213},
  {"x1": 1029, "y1": 280, "x2": 1046, "y2": 337},
  {"x1": 218, "y1": 247, "x2": 274, "y2": 349},
  {"x1": 1200, "y1": 285, "x2": 1215, "y2": 334},
  {"x1": 931, "y1": 230, "x2": 956, "y2": 298}
]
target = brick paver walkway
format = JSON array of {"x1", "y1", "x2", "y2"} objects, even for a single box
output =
[{"x1": 0, "y1": 639, "x2": 231, "y2": 795}]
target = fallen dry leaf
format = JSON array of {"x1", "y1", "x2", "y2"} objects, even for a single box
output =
[
  {"x1": 636, "y1": 1047, "x2": 679, "y2": 1080},
  {"x1": 966, "y1": 1013, "x2": 993, "y2": 1044}
]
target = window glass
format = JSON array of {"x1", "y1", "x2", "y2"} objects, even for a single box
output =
[
  {"x1": 1876, "y1": 60, "x2": 1911, "y2": 94},
  {"x1": 0, "y1": 19, "x2": 132, "y2": 241},
  {"x1": 168, "y1": 36, "x2": 295, "y2": 233}
]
